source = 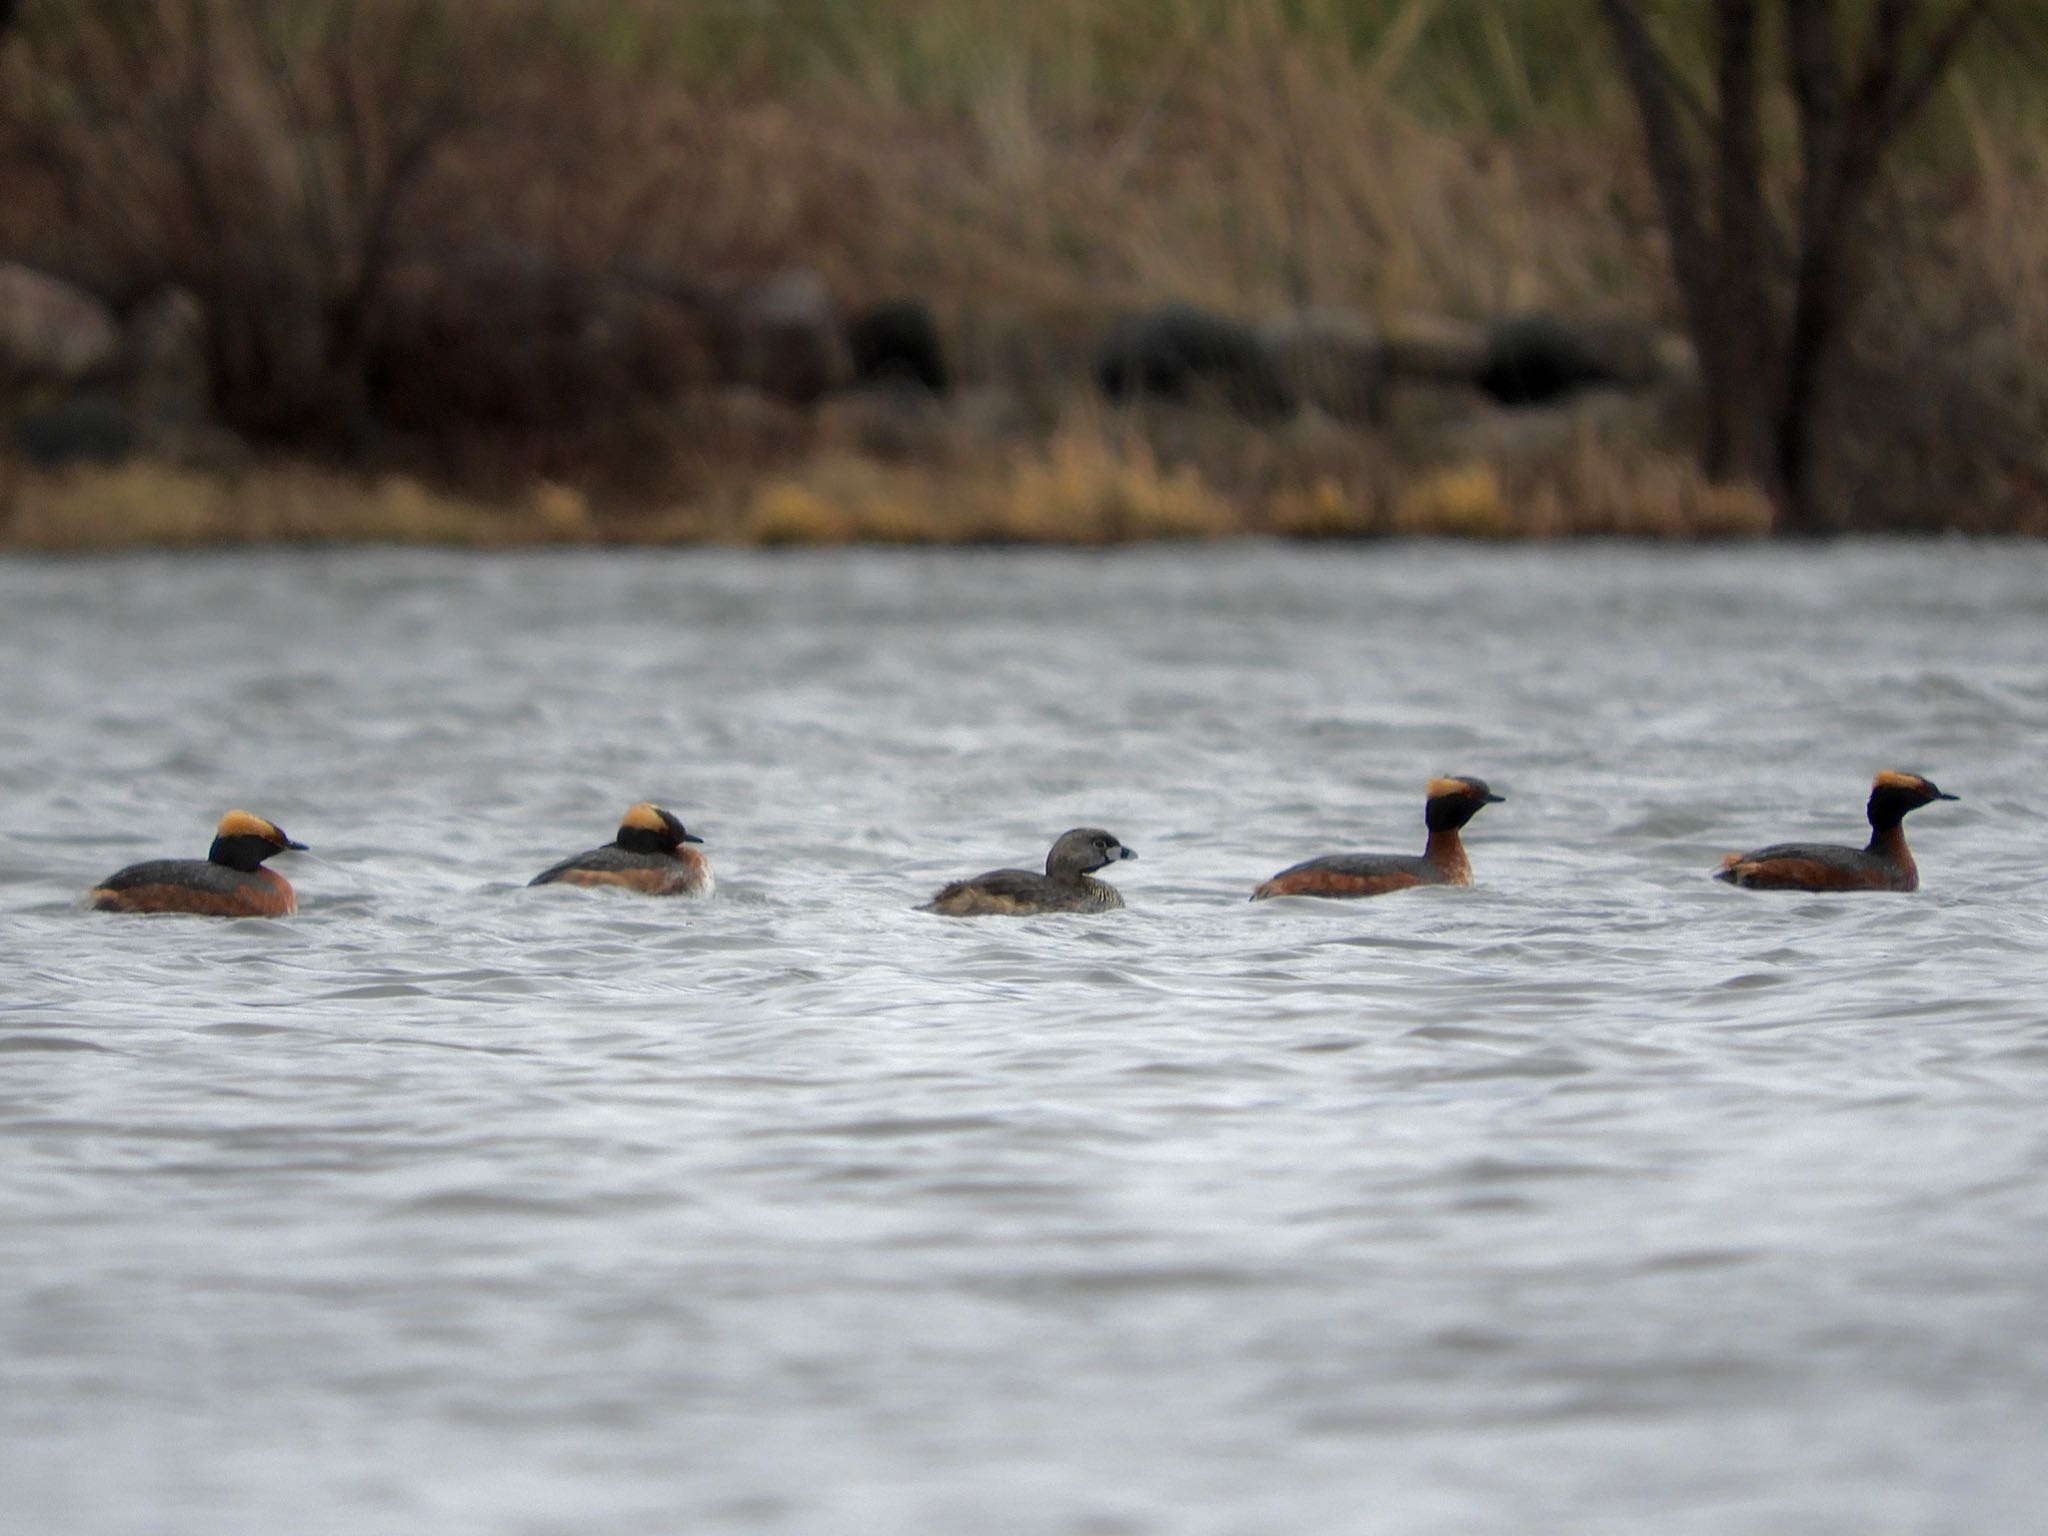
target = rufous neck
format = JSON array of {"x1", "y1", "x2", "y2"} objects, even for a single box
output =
[
  {"x1": 1866, "y1": 821, "x2": 1914, "y2": 871},
  {"x1": 1423, "y1": 827, "x2": 1471, "y2": 883}
]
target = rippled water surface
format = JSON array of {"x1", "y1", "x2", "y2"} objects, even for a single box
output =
[{"x1": 4, "y1": 543, "x2": 2047, "y2": 1535}]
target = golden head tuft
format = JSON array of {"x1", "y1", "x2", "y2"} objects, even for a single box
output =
[
  {"x1": 1425, "y1": 777, "x2": 1475, "y2": 800},
  {"x1": 620, "y1": 803, "x2": 671, "y2": 833},
  {"x1": 1873, "y1": 770, "x2": 1927, "y2": 792},
  {"x1": 216, "y1": 809, "x2": 281, "y2": 841}
]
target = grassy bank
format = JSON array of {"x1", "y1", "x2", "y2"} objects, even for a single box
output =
[
  {"x1": 2, "y1": 0, "x2": 2044, "y2": 545},
  {"x1": 5, "y1": 423, "x2": 1788, "y2": 552}
]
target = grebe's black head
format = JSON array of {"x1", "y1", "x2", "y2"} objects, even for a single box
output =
[
  {"x1": 207, "y1": 810, "x2": 307, "y2": 872},
  {"x1": 615, "y1": 802, "x2": 702, "y2": 854},
  {"x1": 1867, "y1": 771, "x2": 1957, "y2": 828},
  {"x1": 1047, "y1": 827, "x2": 1137, "y2": 878},
  {"x1": 1424, "y1": 776, "x2": 1505, "y2": 832}
]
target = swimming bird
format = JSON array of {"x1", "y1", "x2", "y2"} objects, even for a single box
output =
[
  {"x1": 1252, "y1": 777, "x2": 1504, "y2": 900},
  {"x1": 88, "y1": 810, "x2": 307, "y2": 916},
  {"x1": 921, "y1": 827, "x2": 1137, "y2": 916},
  {"x1": 1714, "y1": 771, "x2": 1957, "y2": 892},
  {"x1": 530, "y1": 803, "x2": 714, "y2": 896}
]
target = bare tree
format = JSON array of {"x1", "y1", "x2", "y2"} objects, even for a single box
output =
[
  {"x1": 9, "y1": 0, "x2": 472, "y2": 447},
  {"x1": 1597, "y1": 0, "x2": 1995, "y2": 532}
]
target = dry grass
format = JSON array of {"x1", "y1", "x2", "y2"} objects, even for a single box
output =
[
  {"x1": 1, "y1": 461, "x2": 594, "y2": 550},
  {"x1": 2, "y1": 414, "x2": 1779, "y2": 550},
  {"x1": 660, "y1": 411, "x2": 1772, "y2": 546},
  {"x1": 807, "y1": 6, "x2": 1657, "y2": 345},
  {"x1": 734, "y1": 424, "x2": 1238, "y2": 545}
]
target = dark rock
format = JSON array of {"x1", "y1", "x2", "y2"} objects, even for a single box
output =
[
  {"x1": 1385, "y1": 312, "x2": 1693, "y2": 408},
  {"x1": 848, "y1": 300, "x2": 947, "y2": 394},
  {"x1": 1476, "y1": 314, "x2": 1623, "y2": 406},
  {"x1": 15, "y1": 392, "x2": 138, "y2": 467},
  {"x1": 1094, "y1": 303, "x2": 1294, "y2": 420}
]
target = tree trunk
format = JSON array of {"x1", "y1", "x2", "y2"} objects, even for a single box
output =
[
  {"x1": 1597, "y1": 0, "x2": 1994, "y2": 535},
  {"x1": 1704, "y1": 0, "x2": 1782, "y2": 494}
]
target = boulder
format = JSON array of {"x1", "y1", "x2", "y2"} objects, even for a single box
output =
[
  {"x1": 15, "y1": 392, "x2": 138, "y2": 467},
  {"x1": 714, "y1": 270, "x2": 851, "y2": 405},
  {"x1": 1381, "y1": 314, "x2": 1489, "y2": 384},
  {"x1": 847, "y1": 299, "x2": 948, "y2": 394},
  {"x1": 1094, "y1": 303, "x2": 1294, "y2": 421},
  {"x1": 123, "y1": 287, "x2": 210, "y2": 435},
  {"x1": 1259, "y1": 306, "x2": 1385, "y2": 423},
  {"x1": 1476, "y1": 313, "x2": 1686, "y2": 406},
  {"x1": 0, "y1": 263, "x2": 120, "y2": 387}
]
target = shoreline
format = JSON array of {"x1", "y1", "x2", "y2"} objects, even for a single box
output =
[{"x1": 1, "y1": 436, "x2": 1809, "y2": 554}]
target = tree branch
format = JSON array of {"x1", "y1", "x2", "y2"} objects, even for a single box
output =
[
  {"x1": 1596, "y1": 0, "x2": 1708, "y2": 278},
  {"x1": 1713, "y1": 0, "x2": 1766, "y2": 261},
  {"x1": 1785, "y1": 0, "x2": 1846, "y2": 238},
  {"x1": 1881, "y1": 0, "x2": 1993, "y2": 147}
]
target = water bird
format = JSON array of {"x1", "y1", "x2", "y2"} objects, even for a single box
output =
[
  {"x1": 1252, "y1": 777, "x2": 1505, "y2": 900},
  {"x1": 1713, "y1": 771, "x2": 1957, "y2": 892},
  {"x1": 88, "y1": 810, "x2": 307, "y2": 916},
  {"x1": 921, "y1": 828, "x2": 1137, "y2": 916},
  {"x1": 530, "y1": 803, "x2": 714, "y2": 897}
]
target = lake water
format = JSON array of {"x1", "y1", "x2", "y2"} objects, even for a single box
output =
[{"x1": 2, "y1": 542, "x2": 2046, "y2": 1535}]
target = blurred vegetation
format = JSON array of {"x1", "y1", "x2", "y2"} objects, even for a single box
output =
[
  {"x1": 1, "y1": 0, "x2": 2043, "y2": 544},
  {"x1": 564, "y1": 1, "x2": 2032, "y2": 126}
]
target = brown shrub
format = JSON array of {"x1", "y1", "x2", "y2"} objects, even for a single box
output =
[
  {"x1": 1812, "y1": 136, "x2": 2048, "y2": 532},
  {"x1": 0, "y1": 0, "x2": 488, "y2": 443}
]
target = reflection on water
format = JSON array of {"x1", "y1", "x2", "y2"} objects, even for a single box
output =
[{"x1": 2, "y1": 543, "x2": 2046, "y2": 1535}]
